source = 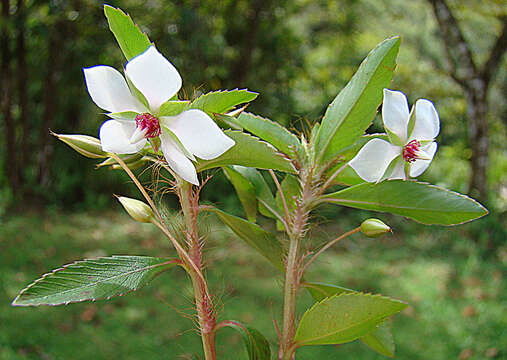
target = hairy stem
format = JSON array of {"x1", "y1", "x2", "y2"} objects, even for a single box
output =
[{"x1": 177, "y1": 179, "x2": 216, "y2": 360}]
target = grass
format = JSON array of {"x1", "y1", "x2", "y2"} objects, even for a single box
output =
[{"x1": 0, "y1": 209, "x2": 505, "y2": 359}]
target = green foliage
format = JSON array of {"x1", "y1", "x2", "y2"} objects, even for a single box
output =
[
  {"x1": 158, "y1": 101, "x2": 190, "y2": 117},
  {"x1": 303, "y1": 282, "x2": 355, "y2": 302},
  {"x1": 223, "y1": 167, "x2": 258, "y2": 222},
  {"x1": 104, "y1": 5, "x2": 152, "y2": 60},
  {"x1": 188, "y1": 89, "x2": 258, "y2": 116},
  {"x1": 208, "y1": 208, "x2": 283, "y2": 271},
  {"x1": 294, "y1": 293, "x2": 407, "y2": 346},
  {"x1": 196, "y1": 131, "x2": 296, "y2": 174},
  {"x1": 321, "y1": 180, "x2": 488, "y2": 225},
  {"x1": 315, "y1": 37, "x2": 400, "y2": 163},
  {"x1": 217, "y1": 321, "x2": 271, "y2": 360},
  {"x1": 12, "y1": 256, "x2": 178, "y2": 306},
  {"x1": 232, "y1": 112, "x2": 303, "y2": 158}
]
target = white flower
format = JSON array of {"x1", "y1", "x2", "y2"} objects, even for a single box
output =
[
  {"x1": 83, "y1": 46, "x2": 235, "y2": 185},
  {"x1": 349, "y1": 89, "x2": 440, "y2": 182}
]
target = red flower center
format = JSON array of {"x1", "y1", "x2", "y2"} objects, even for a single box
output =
[
  {"x1": 403, "y1": 140, "x2": 421, "y2": 163},
  {"x1": 135, "y1": 113, "x2": 161, "y2": 139}
]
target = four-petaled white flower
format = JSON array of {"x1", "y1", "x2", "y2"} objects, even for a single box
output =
[
  {"x1": 83, "y1": 46, "x2": 235, "y2": 185},
  {"x1": 349, "y1": 89, "x2": 440, "y2": 182}
]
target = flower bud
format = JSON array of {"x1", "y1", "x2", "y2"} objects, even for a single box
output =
[
  {"x1": 360, "y1": 218, "x2": 391, "y2": 238},
  {"x1": 96, "y1": 153, "x2": 144, "y2": 168},
  {"x1": 52, "y1": 132, "x2": 108, "y2": 159},
  {"x1": 111, "y1": 158, "x2": 147, "y2": 171},
  {"x1": 116, "y1": 196, "x2": 154, "y2": 223}
]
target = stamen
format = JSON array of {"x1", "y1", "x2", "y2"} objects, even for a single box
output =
[
  {"x1": 135, "y1": 113, "x2": 161, "y2": 139},
  {"x1": 403, "y1": 140, "x2": 421, "y2": 163}
]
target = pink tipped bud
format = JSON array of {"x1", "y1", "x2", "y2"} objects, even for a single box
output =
[{"x1": 360, "y1": 218, "x2": 391, "y2": 238}]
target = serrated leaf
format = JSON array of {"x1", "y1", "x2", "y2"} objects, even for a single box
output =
[
  {"x1": 361, "y1": 320, "x2": 395, "y2": 358},
  {"x1": 189, "y1": 89, "x2": 258, "y2": 116},
  {"x1": 316, "y1": 37, "x2": 400, "y2": 163},
  {"x1": 218, "y1": 321, "x2": 271, "y2": 360},
  {"x1": 321, "y1": 180, "x2": 488, "y2": 225},
  {"x1": 232, "y1": 166, "x2": 280, "y2": 220},
  {"x1": 12, "y1": 256, "x2": 179, "y2": 306},
  {"x1": 223, "y1": 166, "x2": 258, "y2": 222},
  {"x1": 303, "y1": 282, "x2": 395, "y2": 357},
  {"x1": 209, "y1": 208, "x2": 283, "y2": 271},
  {"x1": 233, "y1": 112, "x2": 303, "y2": 158},
  {"x1": 302, "y1": 282, "x2": 355, "y2": 302},
  {"x1": 104, "y1": 5, "x2": 152, "y2": 61},
  {"x1": 195, "y1": 131, "x2": 296, "y2": 174},
  {"x1": 294, "y1": 293, "x2": 407, "y2": 346},
  {"x1": 158, "y1": 100, "x2": 189, "y2": 116}
]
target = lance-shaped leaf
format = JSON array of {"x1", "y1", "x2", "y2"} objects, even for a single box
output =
[
  {"x1": 223, "y1": 166, "x2": 258, "y2": 222},
  {"x1": 104, "y1": 5, "x2": 152, "y2": 60},
  {"x1": 294, "y1": 293, "x2": 407, "y2": 346},
  {"x1": 303, "y1": 282, "x2": 395, "y2": 357},
  {"x1": 320, "y1": 180, "x2": 488, "y2": 225},
  {"x1": 316, "y1": 37, "x2": 400, "y2": 163},
  {"x1": 217, "y1": 321, "x2": 271, "y2": 360},
  {"x1": 12, "y1": 256, "x2": 179, "y2": 306},
  {"x1": 196, "y1": 131, "x2": 296, "y2": 174},
  {"x1": 232, "y1": 166, "x2": 280, "y2": 220},
  {"x1": 208, "y1": 208, "x2": 284, "y2": 271},
  {"x1": 189, "y1": 89, "x2": 258, "y2": 116},
  {"x1": 232, "y1": 112, "x2": 303, "y2": 158}
]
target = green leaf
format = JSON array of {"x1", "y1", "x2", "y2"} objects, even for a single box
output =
[
  {"x1": 104, "y1": 5, "x2": 152, "y2": 61},
  {"x1": 275, "y1": 174, "x2": 300, "y2": 230},
  {"x1": 12, "y1": 256, "x2": 179, "y2": 306},
  {"x1": 316, "y1": 37, "x2": 400, "y2": 163},
  {"x1": 294, "y1": 293, "x2": 407, "y2": 346},
  {"x1": 361, "y1": 321, "x2": 395, "y2": 358},
  {"x1": 321, "y1": 180, "x2": 488, "y2": 225},
  {"x1": 158, "y1": 100, "x2": 189, "y2": 116},
  {"x1": 195, "y1": 131, "x2": 296, "y2": 174},
  {"x1": 217, "y1": 321, "x2": 271, "y2": 360},
  {"x1": 189, "y1": 89, "x2": 258, "y2": 116},
  {"x1": 223, "y1": 166, "x2": 258, "y2": 222},
  {"x1": 234, "y1": 112, "x2": 303, "y2": 158},
  {"x1": 303, "y1": 282, "x2": 395, "y2": 357},
  {"x1": 302, "y1": 282, "x2": 355, "y2": 302},
  {"x1": 232, "y1": 166, "x2": 280, "y2": 220},
  {"x1": 214, "y1": 113, "x2": 244, "y2": 131},
  {"x1": 209, "y1": 208, "x2": 283, "y2": 271},
  {"x1": 108, "y1": 111, "x2": 139, "y2": 120}
]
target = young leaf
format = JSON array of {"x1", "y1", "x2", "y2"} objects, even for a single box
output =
[
  {"x1": 321, "y1": 180, "x2": 488, "y2": 225},
  {"x1": 208, "y1": 208, "x2": 284, "y2": 271},
  {"x1": 294, "y1": 293, "x2": 407, "y2": 346},
  {"x1": 233, "y1": 112, "x2": 303, "y2": 158},
  {"x1": 360, "y1": 321, "x2": 395, "y2": 358},
  {"x1": 158, "y1": 100, "x2": 189, "y2": 117},
  {"x1": 12, "y1": 256, "x2": 179, "y2": 306},
  {"x1": 303, "y1": 282, "x2": 395, "y2": 357},
  {"x1": 104, "y1": 5, "x2": 152, "y2": 61},
  {"x1": 196, "y1": 131, "x2": 296, "y2": 174},
  {"x1": 316, "y1": 37, "x2": 400, "y2": 163},
  {"x1": 232, "y1": 166, "x2": 280, "y2": 220},
  {"x1": 189, "y1": 89, "x2": 258, "y2": 115},
  {"x1": 217, "y1": 321, "x2": 271, "y2": 360},
  {"x1": 223, "y1": 166, "x2": 258, "y2": 222}
]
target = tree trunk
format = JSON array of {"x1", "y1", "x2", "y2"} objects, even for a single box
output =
[
  {"x1": 1, "y1": 0, "x2": 19, "y2": 197},
  {"x1": 17, "y1": 0, "x2": 29, "y2": 175}
]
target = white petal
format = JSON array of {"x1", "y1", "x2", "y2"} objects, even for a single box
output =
[
  {"x1": 99, "y1": 120, "x2": 147, "y2": 154},
  {"x1": 349, "y1": 138, "x2": 401, "y2": 183},
  {"x1": 385, "y1": 157, "x2": 406, "y2": 180},
  {"x1": 164, "y1": 109, "x2": 235, "y2": 160},
  {"x1": 410, "y1": 142, "x2": 438, "y2": 177},
  {"x1": 382, "y1": 89, "x2": 410, "y2": 143},
  {"x1": 125, "y1": 46, "x2": 182, "y2": 112},
  {"x1": 83, "y1": 66, "x2": 143, "y2": 113},
  {"x1": 409, "y1": 99, "x2": 440, "y2": 142},
  {"x1": 160, "y1": 132, "x2": 199, "y2": 185}
]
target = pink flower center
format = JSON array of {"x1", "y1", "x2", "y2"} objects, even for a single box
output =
[
  {"x1": 403, "y1": 140, "x2": 421, "y2": 163},
  {"x1": 135, "y1": 113, "x2": 161, "y2": 139}
]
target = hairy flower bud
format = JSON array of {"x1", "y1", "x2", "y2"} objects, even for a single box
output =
[
  {"x1": 116, "y1": 196, "x2": 154, "y2": 223},
  {"x1": 52, "y1": 132, "x2": 108, "y2": 159},
  {"x1": 360, "y1": 218, "x2": 391, "y2": 238}
]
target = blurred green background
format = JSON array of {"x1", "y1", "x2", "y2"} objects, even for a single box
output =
[{"x1": 1, "y1": 0, "x2": 505, "y2": 359}]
